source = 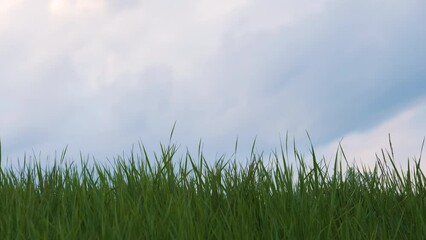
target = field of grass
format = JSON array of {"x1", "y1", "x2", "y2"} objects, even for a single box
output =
[{"x1": 0, "y1": 136, "x2": 425, "y2": 239}]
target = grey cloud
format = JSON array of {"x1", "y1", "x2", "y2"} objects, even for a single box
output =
[{"x1": 192, "y1": 0, "x2": 426, "y2": 148}]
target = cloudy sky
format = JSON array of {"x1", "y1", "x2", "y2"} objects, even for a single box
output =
[{"x1": 1, "y1": 0, "x2": 425, "y2": 169}]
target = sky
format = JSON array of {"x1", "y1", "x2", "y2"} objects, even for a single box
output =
[{"x1": 1, "y1": 0, "x2": 426, "y2": 170}]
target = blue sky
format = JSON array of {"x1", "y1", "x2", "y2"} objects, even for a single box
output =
[{"x1": 1, "y1": 0, "x2": 425, "y2": 169}]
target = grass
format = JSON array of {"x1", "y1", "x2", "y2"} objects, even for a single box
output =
[{"x1": 0, "y1": 135, "x2": 425, "y2": 239}]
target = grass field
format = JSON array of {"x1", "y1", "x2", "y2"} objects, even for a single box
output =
[{"x1": 0, "y1": 135, "x2": 425, "y2": 239}]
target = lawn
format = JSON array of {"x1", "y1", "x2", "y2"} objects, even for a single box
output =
[{"x1": 0, "y1": 135, "x2": 425, "y2": 239}]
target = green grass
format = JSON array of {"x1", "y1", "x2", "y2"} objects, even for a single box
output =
[{"x1": 0, "y1": 136, "x2": 425, "y2": 239}]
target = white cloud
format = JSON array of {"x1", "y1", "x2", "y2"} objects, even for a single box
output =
[
  {"x1": 0, "y1": 0, "x2": 24, "y2": 24},
  {"x1": 318, "y1": 98, "x2": 426, "y2": 171},
  {"x1": 233, "y1": 0, "x2": 327, "y2": 34},
  {"x1": 194, "y1": 0, "x2": 247, "y2": 21},
  {"x1": 0, "y1": 0, "x2": 253, "y2": 163},
  {"x1": 64, "y1": 0, "x2": 251, "y2": 91},
  {"x1": 49, "y1": 0, "x2": 106, "y2": 17}
]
